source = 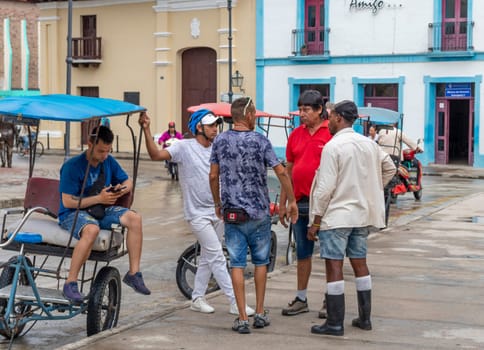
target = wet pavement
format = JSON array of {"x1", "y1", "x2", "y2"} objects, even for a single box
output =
[{"x1": 0, "y1": 152, "x2": 484, "y2": 349}]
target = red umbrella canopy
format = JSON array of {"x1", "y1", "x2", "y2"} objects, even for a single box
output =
[{"x1": 187, "y1": 102, "x2": 283, "y2": 118}]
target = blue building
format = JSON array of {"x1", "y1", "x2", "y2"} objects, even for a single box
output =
[{"x1": 257, "y1": 0, "x2": 483, "y2": 167}]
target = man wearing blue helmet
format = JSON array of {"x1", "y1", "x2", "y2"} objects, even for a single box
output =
[{"x1": 139, "y1": 110, "x2": 254, "y2": 316}]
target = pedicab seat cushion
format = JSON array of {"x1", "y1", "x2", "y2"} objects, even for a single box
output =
[{"x1": 7, "y1": 212, "x2": 123, "y2": 251}]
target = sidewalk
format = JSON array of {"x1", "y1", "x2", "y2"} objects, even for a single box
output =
[{"x1": 60, "y1": 191, "x2": 484, "y2": 350}]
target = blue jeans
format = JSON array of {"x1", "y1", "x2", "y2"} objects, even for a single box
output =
[
  {"x1": 59, "y1": 206, "x2": 129, "y2": 239},
  {"x1": 224, "y1": 216, "x2": 272, "y2": 268},
  {"x1": 293, "y1": 199, "x2": 314, "y2": 260},
  {"x1": 318, "y1": 227, "x2": 370, "y2": 260}
]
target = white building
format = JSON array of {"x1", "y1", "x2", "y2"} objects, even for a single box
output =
[{"x1": 257, "y1": 0, "x2": 483, "y2": 167}]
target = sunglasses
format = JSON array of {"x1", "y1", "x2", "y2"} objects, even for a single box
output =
[{"x1": 243, "y1": 97, "x2": 252, "y2": 116}]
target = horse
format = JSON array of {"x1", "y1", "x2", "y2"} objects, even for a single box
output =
[{"x1": 0, "y1": 119, "x2": 16, "y2": 168}]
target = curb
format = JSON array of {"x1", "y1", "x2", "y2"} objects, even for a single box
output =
[{"x1": 55, "y1": 267, "x2": 288, "y2": 350}]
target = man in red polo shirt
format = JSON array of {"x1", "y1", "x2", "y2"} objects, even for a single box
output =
[{"x1": 279, "y1": 90, "x2": 332, "y2": 318}]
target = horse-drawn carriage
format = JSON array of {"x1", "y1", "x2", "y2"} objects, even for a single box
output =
[{"x1": 0, "y1": 94, "x2": 145, "y2": 348}]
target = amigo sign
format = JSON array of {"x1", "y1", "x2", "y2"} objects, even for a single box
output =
[{"x1": 349, "y1": 0, "x2": 385, "y2": 14}]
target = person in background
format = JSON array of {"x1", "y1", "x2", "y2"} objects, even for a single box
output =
[
  {"x1": 59, "y1": 126, "x2": 150, "y2": 303},
  {"x1": 158, "y1": 121, "x2": 183, "y2": 148},
  {"x1": 279, "y1": 90, "x2": 332, "y2": 319},
  {"x1": 368, "y1": 125, "x2": 379, "y2": 142},
  {"x1": 139, "y1": 109, "x2": 254, "y2": 316},
  {"x1": 307, "y1": 100, "x2": 395, "y2": 336},
  {"x1": 19, "y1": 124, "x2": 37, "y2": 155},
  {"x1": 378, "y1": 122, "x2": 421, "y2": 159},
  {"x1": 209, "y1": 96, "x2": 298, "y2": 334}
]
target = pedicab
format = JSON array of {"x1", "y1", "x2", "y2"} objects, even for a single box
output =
[
  {"x1": 355, "y1": 107, "x2": 424, "y2": 226},
  {"x1": 0, "y1": 94, "x2": 145, "y2": 345}
]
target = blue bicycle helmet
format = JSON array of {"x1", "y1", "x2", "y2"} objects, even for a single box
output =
[{"x1": 188, "y1": 108, "x2": 213, "y2": 135}]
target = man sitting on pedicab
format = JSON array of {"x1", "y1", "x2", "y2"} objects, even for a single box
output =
[{"x1": 58, "y1": 125, "x2": 151, "y2": 303}]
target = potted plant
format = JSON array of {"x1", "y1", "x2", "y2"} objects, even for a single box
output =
[{"x1": 300, "y1": 44, "x2": 308, "y2": 56}]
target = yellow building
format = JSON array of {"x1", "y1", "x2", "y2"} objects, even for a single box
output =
[{"x1": 37, "y1": 0, "x2": 254, "y2": 151}]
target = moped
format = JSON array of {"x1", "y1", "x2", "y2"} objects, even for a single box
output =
[{"x1": 391, "y1": 140, "x2": 424, "y2": 201}]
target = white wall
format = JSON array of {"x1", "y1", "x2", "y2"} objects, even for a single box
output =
[{"x1": 263, "y1": 0, "x2": 297, "y2": 57}]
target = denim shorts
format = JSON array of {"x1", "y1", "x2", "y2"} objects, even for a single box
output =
[
  {"x1": 318, "y1": 227, "x2": 370, "y2": 260},
  {"x1": 292, "y1": 199, "x2": 314, "y2": 260},
  {"x1": 224, "y1": 215, "x2": 272, "y2": 268},
  {"x1": 59, "y1": 206, "x2": 129, "y2": 240}
]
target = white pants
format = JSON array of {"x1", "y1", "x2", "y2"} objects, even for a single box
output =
[{"x1": 189, "y1": 215, "x2": 235, "y2": 304}]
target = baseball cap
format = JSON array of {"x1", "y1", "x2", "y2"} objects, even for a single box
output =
[
  {"x1": 334, "y1": 100, "x2": 359, "y2": 121},
  {"x1": 201, "y1": 113, "x2": 222, "y2": 126},
  {"x1": 298, "y1": 90, "x2": 324, "y2": 106}
]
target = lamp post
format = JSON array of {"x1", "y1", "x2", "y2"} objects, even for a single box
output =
[
  {"x1": 65, "y1": 0, "x2": 73, "y2": 158},
  {"x1": 227, "y1": 0, "x2": 233, "y2": 103}
]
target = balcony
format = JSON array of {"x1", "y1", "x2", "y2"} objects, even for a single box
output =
[
  {"x1": 291, "y1": 28, "x2": 330, "y2": 57},
  {"x1": 71, "y1": 37, "x2": 102, "y2": 67},
  {"x1": 428, "y1": 21, "x2": 474, "y2": 57}
]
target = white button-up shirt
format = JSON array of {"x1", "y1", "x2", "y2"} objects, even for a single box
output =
[{"x1": 309, "y1": 128, "x2": 396, "y2": 230}]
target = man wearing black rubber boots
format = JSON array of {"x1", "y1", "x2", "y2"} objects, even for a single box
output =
[{"x1": 307, "y1": 100, "x2": 395, "y2": 336}]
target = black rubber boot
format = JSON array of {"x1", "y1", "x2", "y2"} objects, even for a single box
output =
[
  {"x1": 352, "y1": 290, "x2": 372, "y2": 330},
  {"x1": 311, "y1": 293, "x2": 345, "y2": 336}
]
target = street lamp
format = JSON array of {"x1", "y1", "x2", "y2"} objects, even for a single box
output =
[
  {"x1": 231, "y1": 70, "x2": 244, "y2": 93},
  {"x1": 227, "y1": 0, "x2": 233, "y2": 103}
]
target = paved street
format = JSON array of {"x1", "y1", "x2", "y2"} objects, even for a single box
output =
[{"x1": 0, "y1": 153, "x2": 484, "y2": 349}]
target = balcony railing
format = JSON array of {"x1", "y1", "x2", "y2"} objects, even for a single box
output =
[
  {"x1": 291, "y1": 28, "x2": 330, "y2": 56},
  {"x1": 428, "y1": 21, "x2": 474, "y2": 52},
  {"x1": 71, "y1": 37, "x2": 102, "y2": 64}
]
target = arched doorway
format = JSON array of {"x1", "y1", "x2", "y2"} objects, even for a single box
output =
[{"x1": 181, "y1": 48, "x2": 217, "y2": 135}]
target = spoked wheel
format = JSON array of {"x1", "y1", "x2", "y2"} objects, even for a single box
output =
[
  {"x1": 169, "y1": 162, "x2": 178, "y2": 181},
  {"x1": 0, "y1": 256, "x2": 33, "y2": 339},
  {"x1": 34, "y1": 141, "x2": 44, "y2": 158},
  {"x1": 413, "y1": 188, "x2": 422, "y2": 200},
  {"x1": 267, "y1": 230, "x2": 278, "y2": 272},
  {"x1": 285, "y1": 223, "x2": 296, "y2": 265},
  {"x1": 176, "y1": 243, "x2": 220, "y2": 299},
  {"x1": 384, "y1": 188, "x2": 392, "y2": 227},
  {"x1": 86, "y1": 266, "x2": 121, "y2": 337}
]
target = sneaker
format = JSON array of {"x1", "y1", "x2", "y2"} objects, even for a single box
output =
[
  {"x1": 63, "y1": 281, "x2": 85, "y2": 304},
  {"x1": 229, "y1": 303, "x2": 256, "y2": 316},
  {"x1": 281, "y1": 297, "x2": 309, "y2": 316},
  {"x1": 190, "y1": 297, "x2": 215, "y2": 313},
  {"x1": 253, "y1": 311, "x2": 271, "y2": 328},
  {"x1": 123, "y1": 271, "x2": 151, "y2": 295},
  {"x1": 318, "y1": 299, "x2": 327, "y2": 319},
  {"x1": 232, "y1": 318, "x2": 251, "y2": 334}
]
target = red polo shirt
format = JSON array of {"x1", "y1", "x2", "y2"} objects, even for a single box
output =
[{"x1": 286, "y1": 120, "x2": 332, "y2": 201}]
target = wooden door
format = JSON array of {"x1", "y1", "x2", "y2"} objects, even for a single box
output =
[
  {"x1": 82, "y1": 15, "x2": 97, "y2": 58},
  {"x1": 80, "y1": 87, "x2": 99, "y2": 144},
  {"x1": 181, "y1": 48, "x2": 217, "y2": 135},
  {"x1": 435, "y1": 98, "x2": 449, "y2": 164},
  {"x1": 468, "y1": 99, "x2": 474, "y2": 165},
  {"x1": 442, "y1": 0, "x2": 467, "y2": 50},
  {"x1": 305, "y1": 0, "x2": 324, "y2": 55}
]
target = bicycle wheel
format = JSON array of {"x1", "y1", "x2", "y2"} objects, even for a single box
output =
[
  {"x1": 175, "y1": 243, "x2": 220, "y2": 299},
  {"x1": 0, "y1": 256, "x2": 33, "y2": 339},
  {"x1": 34, "y1": 141, "x2": 44, "y2": 158},
  {"x1": 86, "y1": 266, "x2": 121, "y2": 337},
  {"x1": 285, "y1": 223, "x2": 296, "y2": 265},
  {"x1": 267, "y1": 230, "x2": 278, "y2": 272}
]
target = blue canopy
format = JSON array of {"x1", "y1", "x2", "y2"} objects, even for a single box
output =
[
  {"x1": 0, "y1": 94, "x2": 145, "y2": 122},
  {"x1": 357, "y1": 107, "x2": 401, "y2": 124}
]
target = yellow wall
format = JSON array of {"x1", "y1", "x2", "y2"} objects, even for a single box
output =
[{"x1": 37, "y1": 0, "x2": 255, "y2": 152}]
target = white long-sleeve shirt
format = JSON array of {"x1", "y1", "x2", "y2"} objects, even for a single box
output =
[
  {"x1": 378, "y1": 127, "x2": 418, "y2": 159},
  {"x1": 309, "y1": 128, "x2": 396, "y2": 230}
]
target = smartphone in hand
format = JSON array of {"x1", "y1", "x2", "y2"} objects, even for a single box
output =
[{"x1": 107, "y1": 186, "x2": 127, "y2": 193}]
